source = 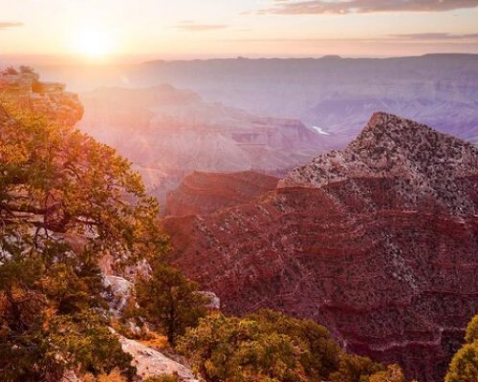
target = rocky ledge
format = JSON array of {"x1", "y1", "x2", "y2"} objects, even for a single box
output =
[{"x1": 166, "y1": 170, "x2": 278, "y2": 216}]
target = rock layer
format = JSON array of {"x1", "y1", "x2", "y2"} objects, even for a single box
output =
[
  {"x1": 0, "y1": 69, "x2": 83, "y2": 128},
  {"x1": 79, "y1": 86, "x2": 325, "y2": 202},
  {"x1": 163, "y1": 113, "x2": 478, "y2": 382},
  {"x1": 166, "y1": 171, "x2": 278, "y2": 216}
]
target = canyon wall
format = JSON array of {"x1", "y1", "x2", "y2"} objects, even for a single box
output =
[{"x1": 163, "y1": 113, "x2": 478, "y2": 382}]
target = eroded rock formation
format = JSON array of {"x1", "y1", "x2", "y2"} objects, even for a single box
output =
[
  {"x1": 0, "y1": 69, "x2": 83, "y2": 128},
  {"x1": 163, "y1": 113, "x2": 478, "y2": 382},
  {"x1": 78, "y1": 86, "x2": 325, "y2": 202},
  {"x1": 166, "y1": 171, "x2": 278, "y2": 216}
]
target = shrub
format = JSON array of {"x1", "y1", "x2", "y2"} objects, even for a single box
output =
[{"x1": 135, "y1": 264, "x2": 209, "y2": 345}]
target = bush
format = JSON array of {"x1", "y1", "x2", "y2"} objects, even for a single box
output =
[
  {"x1": 446, "y1": 312, "x2": 478, "y2": 382},
  {"x1": 177, "y1": 310, "x2": 389, "y2": 382},
  {"x1": 3, "y1": 66, "x2": 18, "y2": 75},
  {"x1": 19, "y1": 66, "x2": 35, "y2": 74},
  {"x1": 446, "y1": 341, "x2": 478, "y2": 382}
]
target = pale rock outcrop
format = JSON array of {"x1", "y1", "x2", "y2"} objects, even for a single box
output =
[
  {"x1": 117, "y1": 335, "x2": 198, "y2": 382},
  {"x1": 61, "y1": 371, "x2": 81, "y2": 382},
  {"x1": 104, "y1": 275, "x2": 133, "y2": 316},
  {"x1": 0, "y1": 69, "x2": 83, "y2": 128},
  {"x1": 196, "y1": 291, "x2": 220, "y2": 310}
]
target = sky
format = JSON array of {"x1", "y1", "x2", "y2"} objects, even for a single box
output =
[{"x1": 1, "y1": 0, "x2": 478, "y2": 64}]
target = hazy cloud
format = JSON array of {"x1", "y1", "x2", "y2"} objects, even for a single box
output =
[
  {"x1": 176, "y1": 21, "x2": 229, "y2": 31},
  {"x1": 259, "y1": 0, "x2": 478, "y2": 15},
  {"x1": 390, "y1": 33, "x2": 478, "y2": 40},
  {"x1": 0, "y1": 22, "x2": 23, "y2": 30},
  {"x1": 219, "y1": 34, "x2": 478, "y2": 44}
]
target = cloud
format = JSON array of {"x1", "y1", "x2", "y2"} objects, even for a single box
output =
[
  {"x1": 0, "y1": 22, "x2": 23, "y2": 30},
  {"x1": 389, "y1": 33, "x2": 478, "y2": 40},
  {"x1": 259, "y1": 0, "x2": 478, "y2": 15},
  {"x1": 224, "y1": 33, "x2": 478, "y2": 43},
  {"x1": 211, "y1": 35, "x2": 478, "y2": 57},
  {"x1": 176, "y1": 21, "x2": 229, "y2": 32}
]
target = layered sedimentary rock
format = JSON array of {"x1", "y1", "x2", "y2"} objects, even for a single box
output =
[
  {"x1": 79, "y1": 86, "x2": 325, "y2": 201},
  {"x1": 166, "y1": 171, "x2": 278, "y2": 216},
  {"x1": 162, "y1": 113, "x2": 478, "y2": 382},
  {"x1": 0, "y1": 69, "x2": 83, "y2": 127},
  {"x1": 40, "y1": 55, "x2": 478, "y2": 149}
]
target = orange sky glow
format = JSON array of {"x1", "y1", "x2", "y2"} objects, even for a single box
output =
[{"x1": 1, "y1": 0, "x2": 478, "y2": 65}]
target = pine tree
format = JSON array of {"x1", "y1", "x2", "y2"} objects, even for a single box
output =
[
  {"x1": 0, "y1": 75, "x2": 168, "y2": 381},
  {"x1": 135, "y1": 263, "x2": 209, "y2": 345}
]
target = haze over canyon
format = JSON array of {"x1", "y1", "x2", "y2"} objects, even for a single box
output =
[
  {"x1": 36, "y1": 54, "x2": 478, "y2": 201},
  {"x1": 30, "y1": 54, "x2": 478, "y2": 381}
]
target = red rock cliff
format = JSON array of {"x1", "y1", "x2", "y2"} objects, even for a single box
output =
[
  {"x1": 162, "y1": 113, "x2": 478, "y2": 382},
  {"x1": 165, "y1": 171, "x2": 278, "y2": 216}
]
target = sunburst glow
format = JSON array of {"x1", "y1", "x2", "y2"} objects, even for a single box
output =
[{"x1": 73, "y1": 26, "x2": 114, "y2": 58}]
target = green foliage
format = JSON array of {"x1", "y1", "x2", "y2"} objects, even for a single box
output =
[
  {"x1": 0, "y1": 74, "x2": 169, "y2": 381},
  {"x1": 446, "y1": 312, "x2": 478, "y2": 382},
  {"x1": 136, "y1": 263, "x2": 209, "y2": 345},
  {"x1": 177, "y1": 310, "x2": 388, "y2": 382},
  {"x1": 0, "y1": 289, "x2": 62, "y2": 382},
  {"x1": 48, "y1": 310, "x2": 135, "y2": 378},
  {"x1": 465, "y1": 314, "x2": 478, "y2": 344},
  {"x1": 446, "y1": 342, "x2": 478, "y2": 382},
  {"x1": 329, "y1": 354, "x2": 383, "y2": 382},
  {"x1": 0, "y1": 306, "x2": 135, "y2": 381},
  {"x1": 0, "y1": 94, "x2": 168, "y2": 270},
  {"x1": 368, "y1": 365, "x2": 405, "y2": 382},
  {"x1": 247, "y1": 309, "x2": 341, "y2": 377}
]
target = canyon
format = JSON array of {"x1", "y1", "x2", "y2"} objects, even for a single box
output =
[
  {"x1": 40, "y1": 54, "x2": 478, "y2": 148},
  {"x1": 79, "y1": 86, "x2": 325, "y2": 202},
  {"x1": 162, "y1": 113, "x2": 478, "y2": 382},
  {"x1": 5, "y1": 67, "x2": 478, "y2": 382},
  {"x1": 39, "y1": 55, "x2": 478, "y2": 210}
]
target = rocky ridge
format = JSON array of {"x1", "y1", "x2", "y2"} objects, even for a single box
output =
[
  {"x1": 166, "y1": 171, "x2": 278, "y2": 216},
  {"x1": 282, "y1": 112, "x2": 478, "y2": 215},
  {"x1": 163, "y1": 113, "x2": 478, "y2": 382}
]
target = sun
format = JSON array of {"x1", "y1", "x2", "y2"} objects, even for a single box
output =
[{"x1": 73, "y1": 27, "x2": 114, "y2": 58}]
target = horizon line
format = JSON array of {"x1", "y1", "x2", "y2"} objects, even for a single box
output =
[{"x1": 2, "y1": 52, "x2": 478, "y2": 67}]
